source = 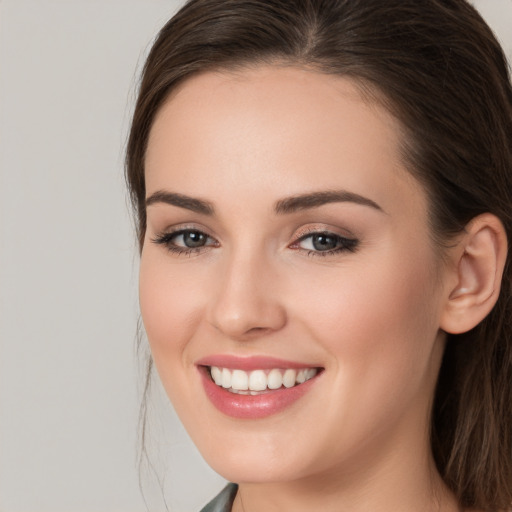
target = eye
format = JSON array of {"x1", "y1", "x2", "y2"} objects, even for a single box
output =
[
  {"x1": 173, "y1": 230, "x2": 209, "y2": 248},
  {"x1": 293, "y1": 231, "x2": 358, "y2": 256},
  {"x1": 151, "y1": 228, "x2": 218, "y2": 255}
]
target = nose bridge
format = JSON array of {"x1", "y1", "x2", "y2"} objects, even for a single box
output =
[{"x1": 208, "y1": 242, "x2": 286, "y2": 339}]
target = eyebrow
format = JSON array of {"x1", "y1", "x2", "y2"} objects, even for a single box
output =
[
  {"x1": 274, "y1": 190, "x2": 384, "y2": 214},
  {"x1": 145, "y1": 189, "x2": 383, "y2": 215},
  {"x1": 146, "y1": 190, "x2": 215, "y2": 215}
]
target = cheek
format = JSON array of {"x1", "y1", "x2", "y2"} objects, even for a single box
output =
[
  {"x1": 286, "y1": 254, "x2": 443, "y2": 461},
  {"x1": 295, "y1": 249, "x2": 441, "y2": 398},
  {"x1": 139, "y1": 250, "x2": 206, "y2": 363},
  {"x1": 138, "y1": 250, "x2": 217, "y2": 420}
]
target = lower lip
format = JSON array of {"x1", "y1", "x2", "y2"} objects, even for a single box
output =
[{"x1": 199, "y1": 367, "x2": 320, "y2": 419}]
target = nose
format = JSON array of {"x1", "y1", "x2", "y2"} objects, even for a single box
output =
[{"x1": 207, "y1": 250, "x2": 287, "y2": 340}]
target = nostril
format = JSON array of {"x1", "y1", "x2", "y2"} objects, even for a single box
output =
[
  {"x1": 246, "y1": 325, "x2": 283, "y2": 337},
  {"x1": 248, "y1": 327, "x2": 269, "y2": 333},
  {"x1": 229, "y1": 326, "x2": 275, "y2": 342}
]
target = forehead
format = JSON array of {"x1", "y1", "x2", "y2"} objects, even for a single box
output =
[{"x1": 145, "y1": 65, "x2": 425, "y2": 216}]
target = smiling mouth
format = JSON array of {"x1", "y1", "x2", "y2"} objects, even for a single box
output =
[{"x1": 207, "y1": 366, "x2": 320, "y2": 395}]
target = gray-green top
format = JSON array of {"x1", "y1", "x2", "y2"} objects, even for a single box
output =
[{"x1": 200, "y1": 484, "x2": 238, "y2": 512}]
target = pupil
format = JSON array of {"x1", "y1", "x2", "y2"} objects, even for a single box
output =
[
  {"x1": 312, "y1": 234, "x2": 337, "y2": 251},
  {"x1": 184, "y1": 231, "x2": 206, "y2": 248}
]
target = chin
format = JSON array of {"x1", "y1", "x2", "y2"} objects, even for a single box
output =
[
  {"x1": 187, "y1": 421, "x2": 322, "y2": 484},
  {"x1": 205, "y1": 453, "x2": 298, "y2": 484}
]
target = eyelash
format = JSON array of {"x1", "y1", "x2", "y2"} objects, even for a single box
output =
[
  {"x1": 292, "y1": 230, "x2": 359, "y2": 257},
  {"x1": 151, "y1": 228, "x2": 359, "y2": 258},
  {"x1": 151, "y1": 229, "x2": 218, "y2": 257}
]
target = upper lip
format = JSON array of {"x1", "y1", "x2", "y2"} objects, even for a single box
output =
[{"x1": 195, "y1": 354, "x2": 322, "y2": 371}]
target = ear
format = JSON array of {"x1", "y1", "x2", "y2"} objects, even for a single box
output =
[{"x1": 440, "y1": 213, "x2": 508, "y2": 335}]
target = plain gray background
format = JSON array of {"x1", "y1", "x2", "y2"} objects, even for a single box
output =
[{"x1": 0, "y1": 1, "x2": 510, "y2": 511}]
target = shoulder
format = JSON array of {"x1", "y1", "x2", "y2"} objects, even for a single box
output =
[{"x1": 199, "y1": 483, "x2": 238, "y2": 512}]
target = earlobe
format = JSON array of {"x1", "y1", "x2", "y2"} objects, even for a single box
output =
[{"x1": 440, "y1": 213, "x2": 508, "y2": 335}]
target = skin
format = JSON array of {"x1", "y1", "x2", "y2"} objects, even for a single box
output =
[{"x1": 140, "y1": 65, "x2": 464, "y2": 512}]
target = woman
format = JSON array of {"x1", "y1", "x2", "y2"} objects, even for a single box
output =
[{"x1": 126, "y1": 1, "x2": 512, "y2": 511}]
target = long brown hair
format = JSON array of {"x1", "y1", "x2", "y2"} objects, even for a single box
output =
[{"x1": 126, "y1": 1, "x2": 512, "y2": 509}]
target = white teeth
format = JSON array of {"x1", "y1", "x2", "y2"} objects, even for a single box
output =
[
  {"x1": 267, "y1": 368, "x2": 283, "y2": 389},
  {"x1": 209, "y1": 366, "x2": 319, "y2": 392},
  {"x1": 231, "y1": 369, "x2": 249, "y2": 391},
  {"x1": 211, "y1": 366, "x2": 222, "y2": 385},
  {"x1": 283, "y1": 369, "x2": 296, "y2": 388},
  {"x1": 305, "y1": 368, "x2": 317, "y2": 380},
  {"x1": 221, "y1": 368, "x2": 231, "y2": 388},
  {"x1": 249, "y1": 370, "x2": 267, "y2": 391}
]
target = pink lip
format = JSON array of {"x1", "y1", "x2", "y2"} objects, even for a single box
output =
[
  {"x1": 196, "y1": 354, "x2": 317, "y2": 371},
  {"x1": 196, "y1": 355, "x2": 322, "y2": 419}
]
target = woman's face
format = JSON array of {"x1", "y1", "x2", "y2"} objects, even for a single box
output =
[{"x1": 140, "y1": 66, "x2": 451, "y2": 485}]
